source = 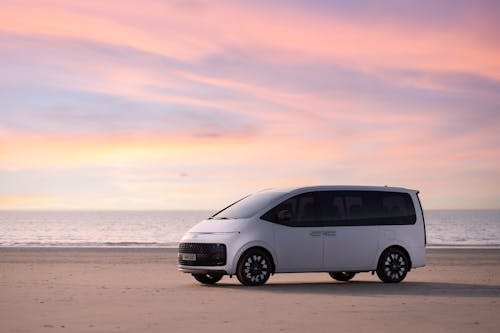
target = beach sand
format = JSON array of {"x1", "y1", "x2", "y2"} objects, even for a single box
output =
[{"x1": 1, "y1": 248, "x2": 499, "y2": 332}]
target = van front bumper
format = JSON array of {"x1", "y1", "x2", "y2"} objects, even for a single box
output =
[{"x1": 178, "y1": 267, "x2": 228, "y2": 275}]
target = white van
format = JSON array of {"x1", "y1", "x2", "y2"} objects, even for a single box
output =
[{"x1": 178, "y1": 186, "x2": 426, "y2": 286}]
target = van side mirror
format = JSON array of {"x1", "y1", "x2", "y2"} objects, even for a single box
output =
[{"x1": 277, "y1": 209, "x2": 291, "y2": 222}]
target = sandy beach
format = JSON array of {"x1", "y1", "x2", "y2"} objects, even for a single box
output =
[{"x1": 1, "y1": 248, "x2": 499, "y2": 333}]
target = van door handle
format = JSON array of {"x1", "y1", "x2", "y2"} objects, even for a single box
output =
[
  {"x1": 323, "y1": 231, "x2": 336, "y2": 236},
  {"x1": 309, "y1": 231, "x2": 322, "y2": 237}
]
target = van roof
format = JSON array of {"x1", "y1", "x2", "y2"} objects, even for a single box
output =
[{"x1": 262, "y1": 185, "x2": 418, "y2": 194}]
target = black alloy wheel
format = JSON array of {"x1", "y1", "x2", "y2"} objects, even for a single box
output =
[
  {"x1": 236, "y1": 249, "x2": 271, "y2": 286},
  {"x1": 376, "y1": 248, "x2": 409, "y2": 283}
]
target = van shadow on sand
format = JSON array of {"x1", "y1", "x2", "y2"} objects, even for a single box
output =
[{"x1": 207, "y1": 280, "x2": 500, "y2": 298}]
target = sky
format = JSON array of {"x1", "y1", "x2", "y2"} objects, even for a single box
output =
[{"x1": 0, "y1": 0, "x2": 499, "y2": 210}]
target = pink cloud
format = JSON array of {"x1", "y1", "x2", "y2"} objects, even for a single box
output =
[
  {"x1": 1, "y1": 0, "x2": 499, "y2": 209},
  {"x1": 2, "y1": 1, "x2": 499, "y2": 77}
]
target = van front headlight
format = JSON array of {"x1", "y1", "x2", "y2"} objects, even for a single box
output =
[
  {"x1": 186, "y1": 231, "x2": 240, "y2": 240},
  {"x1": 192, "y1": 231, "x2": 240, "y2": 236}
]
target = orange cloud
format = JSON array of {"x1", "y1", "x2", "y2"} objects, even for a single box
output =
[{"x1": 0, "y1": 194, "x2": 55, "y2": 209}]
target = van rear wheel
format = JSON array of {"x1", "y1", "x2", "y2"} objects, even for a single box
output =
[
  {"x1": 376, "y1": 248, "x2": 409, "y2": 283},
  {"x1": 329, "y1": 272, "x2": 356, "y2": 282},
  {"x1": 192, "y1": 273, "x2": 223, "y2": 285}
]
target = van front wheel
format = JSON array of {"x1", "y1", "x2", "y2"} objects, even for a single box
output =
[
  {"x1": 376, "y1": 248, "x2": 409, "y2": 283},
  {"x1": 236, "y1": 249, "x2": 271, "y2": 286},
  {"x1": 329, "y1": 272, "x2": 356, "y2": 282}
]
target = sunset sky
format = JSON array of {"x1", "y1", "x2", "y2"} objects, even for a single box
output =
[{"x1": 1, "y1": 0, "x2": 499, "y2": 210}]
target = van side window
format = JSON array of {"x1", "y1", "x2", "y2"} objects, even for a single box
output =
[
  {"x1": 345, "y1": 195, "x2": 365, "y2": 219},
  {"x1": 323, "y1": 196, "x2": 346, "y2": 220},
  {"x1": 262, "y1": 190, "x2": 416, "y2": 226},
  {"x1": 383, "y1": 195, "x2": 407, "y2": 215},
  {"x1": 261, "y1": 192, "x2": 322, "y2": 227},
  {"x1": 381, "y1": 193, "x2": 416, "y2": 224},
  {"x1": 323, "y1": 191, "x2": 416, "y2": 226}
]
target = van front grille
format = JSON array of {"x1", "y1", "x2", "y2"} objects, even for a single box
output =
[{"x1": 178, "y1": 243, "x2": 227, "y2": 266}]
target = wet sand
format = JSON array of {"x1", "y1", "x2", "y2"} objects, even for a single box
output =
[{"x1": 1, "y1": 248, "x2": 499, "y2": 332}]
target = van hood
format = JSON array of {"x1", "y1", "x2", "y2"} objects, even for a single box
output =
[{"x1": 188, "y1": 218, "x2": 250, "y2": 233}]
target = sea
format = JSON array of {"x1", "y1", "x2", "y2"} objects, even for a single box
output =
[{"x1": 0, "y1": 210, "x2": 499, "y2": 248}]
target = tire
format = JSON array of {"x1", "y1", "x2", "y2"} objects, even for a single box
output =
[
  {"x1": 192, "y1": 273, "x2": 223, "y2": 285},
  {"x1": 376, "y1": 248, "x2": 409, "y2": 283},
  {"x1": 329, "y1": 272, "x2": 356, "y2": 282},
  {"x1": 236, "y1": 249, "x2": 272, "y2": 286}
]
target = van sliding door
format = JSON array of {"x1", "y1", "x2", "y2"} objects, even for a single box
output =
[{"x1": 321, "y1": 191, "x2": 380, "y2": 271}]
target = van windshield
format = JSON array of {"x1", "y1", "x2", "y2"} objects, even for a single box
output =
[{"x1": 210, "y1": 190, "x2": 287, "y2": 220}]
